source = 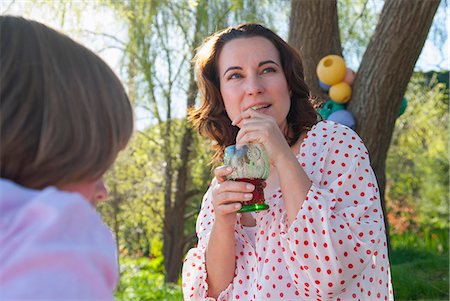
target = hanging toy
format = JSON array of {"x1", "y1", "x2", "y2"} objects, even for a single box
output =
[
  {"x1": 329, "y1": 82, "x2": 352, "y2": 104},
  {"x1": 316, "y1": 54, "x2": 357, "y2": 129},
  {"x1": 316, "y1": 55, "x2": 347, "y2": 86},
  {"x1": 343, "y1": 68, "x2": 356, "y2": 85},
  {"x1": 319, "y1": 81, "x2": 331, "y2": 92},
  {"x1": 317, "y1": 99, "x2": 346, "y2": 119},
  {"x1": 397, "y1": 97, "x2": 408, "y2": 117},
  {"x1": 327, "y1": 110, "x2": 356, "y2": 130}
]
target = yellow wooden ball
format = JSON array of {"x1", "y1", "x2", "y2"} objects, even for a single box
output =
[
  {"x1": 329, "y1": 82, "x2": 352, "y2": 104},
  {"x1": 316, "y1": 55, "x2": 347, "y2": 85}
]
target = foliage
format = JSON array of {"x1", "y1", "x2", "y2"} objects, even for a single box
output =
[
  {"x1": 390, "y1": 247, "x2": 449, "y2": 300},
  {"x1": 99, "y1": 0, "x2": 291, "y2": 282},
  {"x1": 386, "y1": 73, "x2": 449, "y2": 239},
  {"x1": 115, "y1": 238, "x2": 183, "y2": 301},
  {"x1": 337, "y1": 0, "x2": 382, "y2": 68},
  {"x1": 99, "y1": 129, "x2": 163, "y2": 257},
  {"x1": 99, "y1": 120, "x2": 213, "y2": 258},
  {"x1": 390, "y1": 228, "x2": 448, "y2": 255},
  {"x1": 6, "y1": 0, "x2": 448, "y2": 288},
  {"x1": 337, "y1": 0, "x2": 448, "y2": 70}
]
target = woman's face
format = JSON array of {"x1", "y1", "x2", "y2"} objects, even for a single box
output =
[
  {"x1": 218, "y1": 36, "x2": 291, "y2": 130},
  {"x1": 60, "y1": 177, "x2": 108, "y2": 207}
]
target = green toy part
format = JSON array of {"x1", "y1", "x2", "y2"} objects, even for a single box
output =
[
  {"x1": 397, "y1": 97, "x2": 407, "y2": 117},
  {"x1": 317, "y1": 100, "x2": 346, "y2": 119}
]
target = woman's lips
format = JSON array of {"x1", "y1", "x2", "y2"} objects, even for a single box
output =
[{"x1": 250, "y1": 104, "x2": 271, "y2": 111}]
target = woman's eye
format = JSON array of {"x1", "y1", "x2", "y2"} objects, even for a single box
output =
[
  {"x1": 262, "y1": 67, "x2": 276, "y2": 74},
  {"x1": 228, "y1": 73, "x2": 242, "y2": 80}
]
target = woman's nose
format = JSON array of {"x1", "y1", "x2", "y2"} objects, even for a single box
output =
[
  {"x1": 95, "y1": 178, "x2": 108, "y2": 201},
  {"x1": 246, "y1": 76, "x2": 264, "y2": 96}
]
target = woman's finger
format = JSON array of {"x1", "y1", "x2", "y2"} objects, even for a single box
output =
[
  {"x1": 236, "y1": 131, "x2": 265, "y2": 147},
  {"x1": 214, "y1": 165, "x2": 233, "y2": 183},
  {"x1": 215, "y1": 191, "x2": 253, "y2": 204},
  {"x1": 231, "y1": 108, "x2": 267, "y2": 126},
  {"x1": 218, "y1": 179, "x2": 255, "y2": 194},
  {"x1": 215, "y1": 202, "x2": 242, "y2": 215}
]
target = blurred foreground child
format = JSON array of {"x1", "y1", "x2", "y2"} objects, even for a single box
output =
[{"x1": 0, "y1": 16, "x2": 133, "y2": 299}]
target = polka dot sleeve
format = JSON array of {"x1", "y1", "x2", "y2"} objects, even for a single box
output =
[
  {"x1": 182, "y1": 180, "x2": 234, "y2": 301},
  {"x1": 279, "y1": 122, "x2": 389, "y2": 298}
]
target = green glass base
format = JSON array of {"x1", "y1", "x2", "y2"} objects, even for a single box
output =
[{"x1": 237, "y1": 203, "x2": 269, "y2": 213}]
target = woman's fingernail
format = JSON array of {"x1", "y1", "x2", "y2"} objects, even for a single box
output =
[
  {"x1": 234, "y1": 203, "x2": 241, "y2": 209},
  {"x1": 244, "y1": 193, "x2": 253, "y2": 199},
  {"x1": 246, "y1": 184, "x2": 255, "y2": 191},
  {"x1": 226, "y1": 167, "x2": 233, "y2": 172}
]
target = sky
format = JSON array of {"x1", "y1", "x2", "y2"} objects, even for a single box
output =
[
  {"x1": 3, "y1": 1, "x2": 448, "y2": 70},
  {"x1": 2, "y1": 0, "x2": 448, "y2": 129}
]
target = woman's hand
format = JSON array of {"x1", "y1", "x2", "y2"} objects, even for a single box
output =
[
  {"x1": 211, "y1": 165, "x2": 255, "y2": 229},
  {"x1": 232, "y1": 109, "x2": 292, "y2": 167},
  {"x1": 233, "y1": 109, "x2": 312, "y2": 226}
]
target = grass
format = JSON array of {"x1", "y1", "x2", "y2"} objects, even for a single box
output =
[
  {"x1": 390, "y1": 247, "x2": 449, "y2": 300},
  {"x1": 115, "y1": 257, "x2": 183, "y2": 301},
  {"x1": 115, "y1": 247, "x2": 449, "y2": 300}
]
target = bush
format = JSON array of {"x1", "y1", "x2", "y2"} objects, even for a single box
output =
[
  {"x1": 115, "y1": 256, "x2": 183, "y2": 301},
  {"x1": 390, "y1": 227, "x2": 449, "y2": 254}
]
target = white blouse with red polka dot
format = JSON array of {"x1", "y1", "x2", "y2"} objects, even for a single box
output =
[{"x1": 182, "y1": 121, "x2": 394, "y2": 301}]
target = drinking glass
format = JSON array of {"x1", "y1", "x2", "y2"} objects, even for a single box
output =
[{"x1": 224, "y1": 143, "x2": 270, "y2": 213}]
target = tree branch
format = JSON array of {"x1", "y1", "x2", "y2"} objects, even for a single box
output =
[{"x1": 347, "y1": 0, "x2": 370, "y2": 38}]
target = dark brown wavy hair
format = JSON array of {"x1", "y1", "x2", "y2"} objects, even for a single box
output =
[{"x1": 189, "y1": 23, "x2": 318, "y2": 164}]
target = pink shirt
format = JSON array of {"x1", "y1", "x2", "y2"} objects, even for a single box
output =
[
  {"x1": 182, "y1": 121, "x2": 394, "y2": 300},
  {"x1": 0, "y1": 179, "x2": 118, "y2": 300}
]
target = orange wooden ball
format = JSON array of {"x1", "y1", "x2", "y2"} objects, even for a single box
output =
[
  {"x1": 329, "y1": 82, "x2": 352, "y2": 104},
  {"x1": 316, "y1": 55, "x2": 347, "y2": 86}
]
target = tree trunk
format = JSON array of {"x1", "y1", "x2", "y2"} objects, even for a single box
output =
[
  {"x1": 348, "y1": 0, "x2": 439, "y2": 249},
  {"x1": 288, "y1": 0, "x2": 342, "y2": 102},
  {"x1": 162, "y1": 118, "x2": 175, "y2": 280},
  {"x1": 288, "y1": 0, "x2": 439, "y2": 249},
  {"x1": 348, "y1": 0, "x2": 439, "y2": 199},
  {"x1": 163, "y1": 5, "x2": 203, "y2": 284}
]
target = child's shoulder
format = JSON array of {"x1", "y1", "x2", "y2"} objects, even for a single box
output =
[{"x1": 0, "y1": 179, "x2": 114, "y2": 251}]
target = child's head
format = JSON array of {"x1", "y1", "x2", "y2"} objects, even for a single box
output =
[{"x1": 0, "y1": 16, "x2": 133, "y2": 202}]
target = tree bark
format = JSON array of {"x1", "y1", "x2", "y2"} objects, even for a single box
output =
[
  {"x1": 163, "y1": 116, "x2": 175, "y2": 280},
  {"x1": 289, "y1": 0, "x2": 342, "y2": 102},
  {"x1": 163, "y1": 5, "x2": 203, "y2": 283},
  {"x1": 289, "y1": 0, "x2": 439, "y2": 248},
  {"x1": 348, "y1": 0, "x2": 439, "y2": 202}
]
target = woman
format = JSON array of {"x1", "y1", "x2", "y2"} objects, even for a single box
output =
[
  {"x1": 183, "y1": 23, "x2": 393, "y2": 300},
  {"x1": 0, "y1": 16, "x2": 133, "y2": 299}
]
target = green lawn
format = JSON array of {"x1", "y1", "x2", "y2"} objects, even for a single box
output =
[
  {"x1": 116, "y1": 247, "x2": 449, "y2": 300},
  {"x1": 390, "y1": 247, "x2": 449, "y2": 300}
]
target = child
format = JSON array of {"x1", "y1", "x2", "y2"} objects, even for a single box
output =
[{"x1": 0, "y1": 16, "x2": 133, "y2": 299}]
